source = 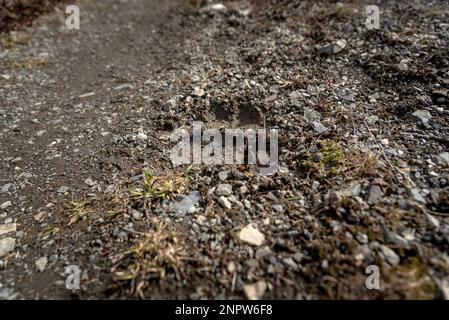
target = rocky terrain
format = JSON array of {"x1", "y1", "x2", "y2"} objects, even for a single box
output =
[{"x1": 1, "y1": 0, "x2": 449, "y2": 299}]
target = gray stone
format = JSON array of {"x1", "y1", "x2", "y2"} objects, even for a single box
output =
[
  {"x1": 368, "y1": 185, "x2": 383, "y2": 204},
  {"x1": 162, "y1": 98, "x2": 177, "y2": 112},
  {"x1": 410, "y1": 188, "x2": 426, "y2": 204},
  {"x1": 303, "y1": 107, "x2": 321, "y2": 122},
  {"x1": 57, "y1": 186, "x2": 69, "y2": 194},
  {"x1": 218, "y1": 171, "x2": 229, "y2": 181},
  {"x1": 410, "y1": 109, "x2": 432, "y2": 127},
  {"x1": 380, "y1": 245, "x2": 400, "y2": 266},
  {"x1": 218, "y1": 196, "x2": 232, "y2": 209},
  {"x1": 136, "y1": 132, "x2": 148, "y2": 141},
  {"x1": 216, "y1": 184, "x2": 233, "y2": 196},
  {"x1": 282, "y1": 257, "x2": 298, "y2": 270},
  {"x1": 312, "y1": 121, "x2": 327, "y2": 134},
  {"x1": 355, "y1": 232, "x2": 368, "y2": 244},
  {"x1": 131, "y1": 210, "x2": 143, "y2": 220},
  {"x1": 337, "y1": 90, "x2": 355, "y2": 103},
  {"x1": 437, "y1": 152, "x2": 449, "y2": 165},
  {"x1": 172, "y1": 191, "x2": 200, "y2": 214},
  {"x1": 1, "y1": 183, "x2": 11, "y2": 194},
  {"x1": 0, "y1": 201, "x2": 12, "y2": 210},
  {"x1": 318, "y1": 39, "x2": 347, "y2": 55},
  {"x1": 255, "y1": 246, "x2": 272, "y2": 260}
]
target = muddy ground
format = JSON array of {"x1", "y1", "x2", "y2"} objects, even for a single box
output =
[{"x1": 1, "y1": 0, "x2": 449, "y2": 299}]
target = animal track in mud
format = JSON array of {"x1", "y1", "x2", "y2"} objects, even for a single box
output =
[{"x1": 205, "y1": 99, "x2": 264, "y2": 129}]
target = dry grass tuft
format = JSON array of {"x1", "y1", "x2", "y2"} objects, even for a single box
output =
[{"x1": 112, "y1": 222, "x2": 187, "y2": 298}]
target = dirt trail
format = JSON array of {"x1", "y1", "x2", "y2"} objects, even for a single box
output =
[{"x1": 0, "y1": 0, "x2": 192, "y2": 299}]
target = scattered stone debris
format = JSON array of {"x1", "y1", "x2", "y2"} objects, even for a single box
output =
[{"x1": 1, "y1": 0, "x2": 448, "y2": 301}]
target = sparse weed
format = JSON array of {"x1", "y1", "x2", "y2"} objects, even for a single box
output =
[{"x1": 112, "y1": 222, "x2": 186, "y2": 298}]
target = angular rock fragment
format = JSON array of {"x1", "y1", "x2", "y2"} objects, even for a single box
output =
[
  {"x1": 0, "y1": 237, "x2": 15, "y2": 257},
  {"x1": 35, "y1": 256, "x2": 48, "y2": 272},
  {"x1": 243, "y1": 280, "x2": 267, "y2": 300},
  {"x1": 218, "y1": 196, "x2": 232, "y2": 209},
  {"x1": 410, "y1": 109, "x2": 432, "y2": 127},
  {"x1": 318, "y1": 39, "x2": 347, "y2": 55},
  {"x1": 0, "y1": 223, "x2": 16, "y2": 237},
  {"x1": 238, "y1": 224, "x2": 265, "y2": 246}
]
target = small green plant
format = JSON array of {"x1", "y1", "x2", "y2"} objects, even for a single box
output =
[
  {"x1": 130, "y1": 170, "x2": 166, "y2": 199},
  {"x1": 67, "y1": 199, "x2": 92, "y2": 226},
  {"x1": 321, "y1": 141, "x2": 345, "y2": 168},
  {"x1": 302, "y1": 140, "x2": 345, "y2": 177}
]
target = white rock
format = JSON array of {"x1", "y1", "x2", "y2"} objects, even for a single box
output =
[
  {"x1": 0, "y1": 223, "x2": 16, "y2": 237},
  {"x1": 239, "y1": 224, "x2": 265, "y2": 246},
  {"x1": 35, "y1": 256, "x2": 48, "y2": 272},
  {"x1": 193, "y1": 87, "x2": 205, "y2": 97},
  {"x1": 437, "y1": 152, "x2": 449, "y2": 165},
  {"x1": 380, "y1": 245, "x2": 400, "y2": 266},
  {"x1": 136, "y1": 132, "x2": 148, "y2": 141},
  {"x1": 227, "y1": 261, "x2": 236, "y2": 273},
  {"x1": 197, "y1": 215, "x2": 207, "y2": 225},
  {"x1": 0, "y1": 237, "x2": 15, "y2": 257},
  {"x1": 218, "y1": 196, "x2": 232, "y2": 209},
  {"x1": 0, "y1": 201, "x2": 12, "y2": 209},
  {"x1": 243, "y1": 280, "x2": 267, "y2": 300},
  {"x1": 114, "y1": 84, "x2": 133, "y2": 90},
  {"x1": 85, "y1": 178, "x2": 95, "y2": 186},
  {"x1": 199, "y1": 3, "x2": 228, "y2": 14},
  {"x1": 78, "y1": 92, "x2": 95, "y2": 98}
]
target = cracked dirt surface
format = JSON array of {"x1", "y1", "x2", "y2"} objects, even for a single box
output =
[{"x1": 1, "y1": 0, "x2": 449, "y2": 299}]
